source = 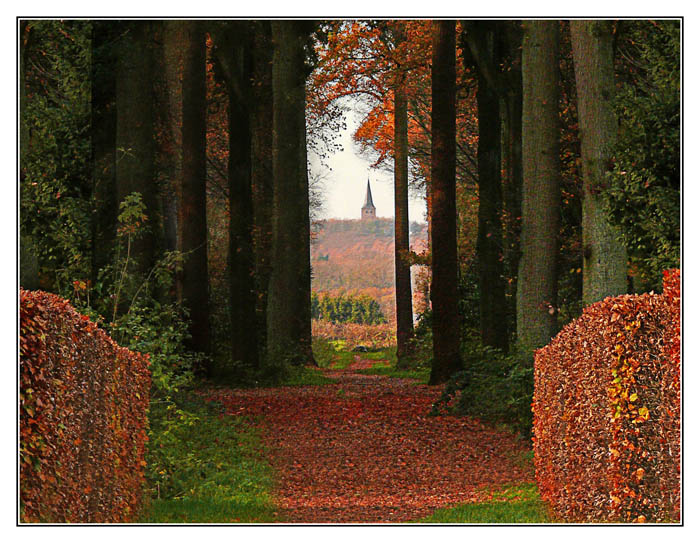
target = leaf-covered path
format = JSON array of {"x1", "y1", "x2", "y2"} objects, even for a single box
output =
[{"x1": 204, "y1": 358, "x2": 534, "y2": 523}]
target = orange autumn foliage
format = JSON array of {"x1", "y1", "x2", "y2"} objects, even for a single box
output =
[
  {"x1": 532, "y1": 270, "x2": 680, "y2": 523},
  {"x1": 311, "y1": 20, "x2": 477, "y2": 188}
]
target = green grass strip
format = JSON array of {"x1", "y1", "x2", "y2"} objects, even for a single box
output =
[
  {"x1": 418, "y1": 483, "x2": 551, "y2": 524},
  {"x1": 354, "y1": 363, "x2": 431, "y2": 384},
  {"x1": 279, "y1": 365, "x2": 337, "y2": 386},
  {"x1": 139, "y1": 396, "x2": 279, "y2": 523}
]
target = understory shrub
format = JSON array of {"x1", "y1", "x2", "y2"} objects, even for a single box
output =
[
  {"x1": 20, "y1": 289, "x2": 150, "y2": 523},
  {"x1": 311, "y1": 320, "x2": 396, "y2": 349},
  {"x1": 532, "y1": 269, "x2": 680, "y2": 523},
  {"x1": 430, "y1": 334, "x2": 534, "y2": 438}
]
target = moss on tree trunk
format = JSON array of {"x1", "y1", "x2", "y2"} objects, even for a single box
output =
[
  {"x1": 517, "y1": 20, "x2": 560, "y2": 353},
  {"x1": 570, "y1": 20, "x2": 628, "y2": 306}
]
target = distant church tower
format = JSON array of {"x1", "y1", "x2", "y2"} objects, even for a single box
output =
[{"x1": 361, "y1": 179, "x2": 377, "y2": 220}]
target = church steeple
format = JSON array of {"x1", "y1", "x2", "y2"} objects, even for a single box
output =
[{"x1": 361, "y1": 178, "x2": 376, "y2": 220}]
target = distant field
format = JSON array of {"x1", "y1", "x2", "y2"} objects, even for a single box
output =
[{"x1": 311, "y1": 218, "x2": 428, "y2": 322}]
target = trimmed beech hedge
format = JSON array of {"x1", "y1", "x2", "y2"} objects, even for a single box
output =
[
  {"x1": 533, "y1": 269, "x2": 680, "y2": 523},
  {"x1": 20, "y1": 290, "x2": 150, "y2": 523}
]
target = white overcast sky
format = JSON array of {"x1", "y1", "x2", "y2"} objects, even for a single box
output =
[{"x1": 310, "y1": 101, "x2": 427, "y2": 223}]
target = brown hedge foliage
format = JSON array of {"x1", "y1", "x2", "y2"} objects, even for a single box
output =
[
  {"x1": 658, "y1": 269, "x2": 680, "y2": 518},
  {"x1": 20, "y1": 289, "x2": 151, "y2": 523},
  {"x1": 533, "y1": 269, "x2": 680, "y2": 523}
]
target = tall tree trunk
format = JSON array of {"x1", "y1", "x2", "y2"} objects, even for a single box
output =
[
  {"x1": 463, "y1": 21, "x2": 509, "y2": 352},
  {"x1": 392, "y1": 22, "x2": 414, "y2": 367},
  {"x1": 266, "y1": 21, "x2": 316, "y2": 368},
  {"x1": 115, "y1": 21, "x2": 159, "y2": 277},
  {"x1": 90, "y1": 21, "x2": 118, "y2": 285},
  {"x1": 298, "y1": 106, "x2": 315, "y2": 365},
  {"x1": 250, "y1": 21, "x2": 274, "y2": 354},
  {"x1": 517, "y1": 20, "x2": 560, "y2": 354},
  {"x1": 570, "y1": 20, "x2": 628, "y2": 305},
  {"x1": 208, "y1": 22, "x2": 262, "y2": 371},
  {"x1": 475, "y1": 56, "x2": 508, "y2": 352},
  {"x1": 227, "y1": 36, "x2": 260, "y2": 371},
  {"x1": 501, "y1": 22, "x2": 524, "y2": 340},
  {"x1": 159, "y1": 21, "x2": 186, "y2": 257},
  {"x1": 429, "y1": 20, "x2": 462, "y2": 385},
  {"x1": 178, "y1": 21, "x2": 211, "y2": 357}
]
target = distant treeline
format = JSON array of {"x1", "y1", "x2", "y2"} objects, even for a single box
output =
[
  {"x1": 315, "y1": 218, "x2": 427, "y2": 238},
  {"x1": 311, "y1": 292, "x2": 387, "y2": 325}
]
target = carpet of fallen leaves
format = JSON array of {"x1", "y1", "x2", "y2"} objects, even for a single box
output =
[{"x1": 203, "y1": 359, "x2": 535, "y2": 523}]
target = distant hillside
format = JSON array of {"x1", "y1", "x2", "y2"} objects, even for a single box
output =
[{"x1": 311, "y1": 218, "x2": 428, "y2": 322}]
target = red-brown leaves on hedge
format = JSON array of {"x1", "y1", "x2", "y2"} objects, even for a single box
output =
[
  {"x1": 659, "y1": 269, "x2": 680, "y2": 518},
  {"x1": 532, "y1": 269, "x2": 680, "y2": 523},
  {"x1": 20, "y1": 289, "x2": 151, "y2": 523},
  {"x1": 205, "y1": 370, "x2": 534, "y2": 523}
]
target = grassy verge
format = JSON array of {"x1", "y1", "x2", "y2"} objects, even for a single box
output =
[
  {"x1": 312, "y1": 338, "x2": 355, "y2": 369},
  {"x1": 139, "y1": 394, "x2": 278, "y2": 523},
  {"x1": 278, "y1": 364, "x2": 337, "y2": 386},
  {"x1": 313, "y1": 338, "x2": 429, "y2": 382},
  {"x1": 354, "y1": 347, "x2": 430, "y2": 383},
  {"x1": 418, "y1": 483, "x2": 551, "y2": 524},
  {"x1": 355, "y1": 363, "x2": 431, "y2": 383}
]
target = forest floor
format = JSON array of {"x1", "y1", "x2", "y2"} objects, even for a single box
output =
[{"x1": 203, "y1": 356, "x2": 535, "y2": 523}]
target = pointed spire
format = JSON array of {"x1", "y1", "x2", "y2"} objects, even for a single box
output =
[{"x1": 363, "y1": 178, "x2": 375, "y2": 209}]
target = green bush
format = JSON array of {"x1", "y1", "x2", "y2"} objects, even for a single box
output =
[
  {"x1": 21, "y1": 20, "x2": 93, "y2": 294},
  {"x1": 605, "y1": 20, "x2": 680, "y2": 291},
  {"x1": 431, "y1": 335, "x2": 533, "y2": 437},
  {"x1": 67, "y1": 193, "x2": 209, "y2": 509}
]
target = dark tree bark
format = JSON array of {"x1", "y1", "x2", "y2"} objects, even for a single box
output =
[
  {"x1": 298, "y1": 97, "x2": 316, "y2": 365},
  {"x1": 266, "y1": 21, "x2": 316, "y2": 367},
  {"x1": 90, "y1": 21, "x2": 118, "y2": 284},
  {"x1": 250, "y1": 21, "x2": 274, "y2": 353},
  {"x1": 392, "y1": 21, "x2": 414, "y2": 367},
  {"x1": 429, "y1": 20, "x2": 462, "y2": 385},
  {"x1": 115, "y1": 21, "x2": 159, "y2": 277},
  {"x1": 475, "y1": 60, "x2": 508, "y2": 352},
  {"x1": 463, "y1": 21, "x2": 509, "y2": 352},
  {"x1": 500, "y1": 22, "x2": 524, "y2": 338},
  {"x1": 158, "y1": 21, "x2": 186, "y2": 257},
  {"x1": 228, "y1": 36, "x2": 260, "y2": 371},
  {"x1": 227, "y1": 94, "x2": 259, "y2": 370},
  {"x1": 570, "y1": 20, "x2": 628, "y2": 305},
  {"x1": 178, "y1": 21, "x2": 211, "y2": 357},
  {"x1": 517, "y1": 20, "x2": 560, "y2": 354},
  {"x1": 209, "y1": 22, "x2": 261, "y2": 371}
]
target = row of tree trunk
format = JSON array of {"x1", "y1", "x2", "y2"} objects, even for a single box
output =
[
  {"x1": 87, "y1": 19, "x2": 629, "y2": 381},
  {"x1": 87, "y1": 20, "x2": 318, "y2": 375},
  {"x1": 516, "y1": 20, "x2": 628, "y2": 355},
  {"x1": 424, "y1": 20, "x2": 629, "y2": 382}
]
